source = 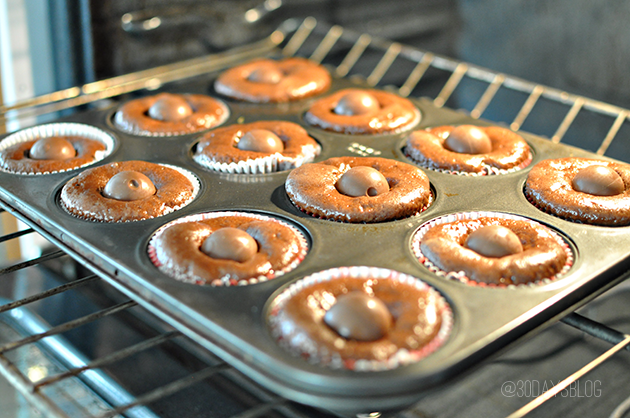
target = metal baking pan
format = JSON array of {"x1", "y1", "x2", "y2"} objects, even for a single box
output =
[{"x1": 1, "y1": 67, "x2": 630, "y2": 416}]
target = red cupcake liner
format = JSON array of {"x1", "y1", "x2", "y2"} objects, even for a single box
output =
[
  {"x1": 411, "y1": 211, "x2": 574, "y2": 288},
  {"x1": 148, "y1": 211, "x2": 308, "y2": 286},
  {"x1": 268, "y1": 266, "x2": 453, "y2": 371}
]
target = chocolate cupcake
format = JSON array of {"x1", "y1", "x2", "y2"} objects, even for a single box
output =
[
  {"x1": 304, "y1": 88, "x2": 420, "y2": 135},
  {"x1": 59, "y1": 160, "x2": 198, "y2": 222},
  {"x1": 0, "y1": 123, "x2": 114, "y2": 175},
  {"x1": 524, "y1": 157, "x2": 630, "y2": 226},
  {"x1": 285, "y1": 156, "x2": 432, "y2": 223},
  {"x1": 268, "y1": 266, "x2": 453, "y2": 371},
  {"x1": 412, "y1": 212, "x2": 573, "y2": 286},
  {"x1": 148, "y1": 211, "x2": 308, "y2": 286},
  {"x1": 193, "y1": 121, "x2": 321, "y2": 174},
  {"x1": 405, "y1": 125, "x2": 532, "y2": 175},
  {"x1": 113, "y1": 93, "x2": 229, "y2": 137},
  {"x1": 214, "y1": 57, "x2": 332, "y2": 103}
]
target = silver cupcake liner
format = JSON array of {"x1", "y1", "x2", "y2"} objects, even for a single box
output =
[
  {"x1": 406, "y1": 151, "x2": 533, "y2": 177},
  {"x1": 193, "y1": 143, "x2": 321, "y2": 174}
]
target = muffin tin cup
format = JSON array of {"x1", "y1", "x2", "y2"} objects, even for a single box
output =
[
  {"x1": 0, "y1": 122, "x2": 116, "y2": 175},
  {"x1": 147, "y1": 211, "x2": 309, "y2": 286},
  {"x1": 58, "y1": 163, "x2": 201, "y2": 223},
  {"x1": 411, "y1": 211, "x2": 574, "y2": 288}
]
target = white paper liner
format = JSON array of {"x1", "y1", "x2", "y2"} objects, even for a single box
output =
[
  {"x1": 193, "y1": 143, "x2": 321, "y2": 174},
  {"x1": 59, "y1": 163, "x2": 200, "y2": 223},
  {"x1": 147, "y1": 211, "x2": 309, "y2": 286},
  {"x1": 115, "y1": 99, "x2": 230, "y2": 137},
  {"x1": 405, "y1": 151, "x2": 533, "y2": 177},
  {"x1": 267, "y1": 266, "x2": 453, "y2": 371},
  {"x1": 411, "y1": 211, "x2": 574, "y2": 288},
  {"x1": 0, "y1": 122, "x2": 116, "y2": 175},
  {"x1": 305, "y1": 107, "x2": 421, "y2": 136}
]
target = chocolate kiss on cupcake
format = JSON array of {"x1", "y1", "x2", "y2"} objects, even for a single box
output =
[
  {"x1": 102, "y1": 171, "x2": 157, "y2": 201},
  {"x1": 335, "y1": 166, "x2": 389, "y2": 197},
  {"x1": 236, "y1": 129, "x2": 284, "y2": 153},
  {"x1": 201, "y1": 227, "x2": 258, "y2": 263},
  {"x1": 147, "y1": 94, "x2": 194, "y2": 122},
  {"x1": 571, "y1": 165, "x2": 624, "y2": 196},
  {"x1": 29, "y1": 137, "x2": 77, "y2": 160},
  {"x1": 465, "y1": 225, "x2": 523, "y2": 258},
  {"x1": 443, "y1": 125, "x2": 492, "y2": 154},
  {"x1": 324, "y1": 291, "x2": 393, "y2": 341},
  {"x1": 333, "y1": 90, "x2": 380, "y2": 116}
]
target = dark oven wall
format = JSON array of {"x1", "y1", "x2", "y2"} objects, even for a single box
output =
[{"x1": 87, "y1": 0, "x2": 461, "y2": 80}]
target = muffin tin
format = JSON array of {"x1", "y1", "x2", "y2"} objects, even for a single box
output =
[{"x1": 1, "y1": 72, "x2": 630, "y2": 415}]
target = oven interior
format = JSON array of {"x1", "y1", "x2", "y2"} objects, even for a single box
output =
[{"x1": 1, "y1": 15, "x2": 630, "y2": 418}]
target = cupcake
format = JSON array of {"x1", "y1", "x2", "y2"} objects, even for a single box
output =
[
  {"x1": 303, "y1": 88, "x2": 420, "y2": 135},
  {"x1": 113, "y1": 92, "x2": 229, "y2": 136},
  {"x1": 524, "y1": 157, "x2": 630, "y2": 226},
  {"x1": 59, "y1": 160, "x2": 198, "y2": 222},
  {"x1": 0, "y1": 123, "x2": 114, "y2": 175},
  {"x1": 285, "y1": 156, "x2": 432, "y2": 223},
  {"x1": 193, "y1": 121, "x2": 320, "y2": 174},
  {"x1": 405, "y1": 125, "x2": 532, "y2": 175},
  {"x1": 214, "y1": 57, "x2": 331, "y2": 103},
  {"x1": 148, "y1": 211, "x2": 308, "y2": 286},
  {"x1": 268, "y1": 266, "x2": 453, "y2": 371},
  {"x1": 412, "y1": 212, "x2": 573, "y2": 286}
]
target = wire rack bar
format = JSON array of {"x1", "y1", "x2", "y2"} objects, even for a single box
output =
[
  {"x1": 0, "y1": 300, "x2": 137, "y2": 354},
  {"x1": 0, "y1": 227, "x2": 34, "y2": 244},
  {"x1": 0, "y1": 274, "x2": 99, "y2": 315},
  {"x1": 33, "y1": 331, "x2": 182, "y2": 390},
  {"x1": 97, "y1": 364, "x2": 230, "y2": 418},
  {"x1": 0, "y1": 250, "x2": 65, "y2": 276},
  {"x1": 506, "y1": 334, "x2": 630, "y2": 418}
]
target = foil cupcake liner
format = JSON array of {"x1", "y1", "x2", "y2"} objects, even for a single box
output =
[
  {"x1": 267, "y1": 266, "x2": 453, "y2": 371},
  {"x1": 59, "y1": 163, "x2": 200, "y2": 223},
  {"x1": 288, "y1": 191, "x2": 434, "y2": 223},
  {"x1": 148, "y1": 211, "x2": 309, "y2": 286},
  {"x1": 411, "y1": 211, "x2": 574, "y2": 288},
  {"x1": 0, "y1": 122, "x2": 116, "y2": 175},
  {"x1": 405, "y1": 151, "x2": 533, "y2": 177},
  {"x1": 193, "y1": 143, "x2": 321, "y2": 175}
]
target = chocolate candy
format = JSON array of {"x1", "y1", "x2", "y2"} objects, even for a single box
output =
[
  {"x1": 333, "y1": 90, "x2": 380, "y2": 116},
  {"x1": 29, "y1": 137, "x2": 76, "y2": 160},
  {"x1": 323, "y1": 291, "x2": 392, "y2": 341},
  {"x1": 466, "y1": 225, "x2": 523, "y2": 258},
  {"x1": 572, "y1": 165, "x2": 625, "y2": 196},
  {"x1": 247, "y1": 67, "x2": 283, "y2": 84},
  {"x1": 444, "y1": 125, "x2": 492, "y2": 154},
  {"x1": 237, "y1": 129, "x2": 284, "y2": 153},
  {"x1": 201, "y1": 227, "x2": 258, "y2": 263},
  {"x1": 102, "y1": 171, "x2": 156, "y2": 201},
  {"x1": 336, "y1": 166, "x2": 389, "y2": 197},
  {"x1": 147, "y1": 94, "x2": 194, "y2": 122}
]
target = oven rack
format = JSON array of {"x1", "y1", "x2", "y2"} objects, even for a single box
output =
[{"x1": 0, "y1": 16, "x2": 629, "y2": 418}]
